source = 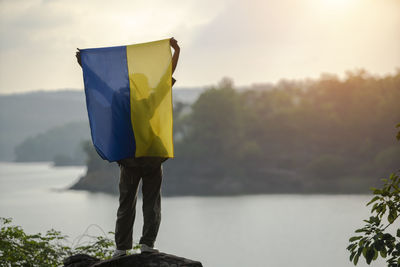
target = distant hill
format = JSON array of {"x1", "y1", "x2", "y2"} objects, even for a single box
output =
[
  {"x1": 0, "y1": 88, "x2": 203, "y2": 161},
  {"x1": 14, "y1": 121, "x2": 90, "y2": 165},
  {"x1": 0, "y1": 90, "x2": 87, "y2": 160}
]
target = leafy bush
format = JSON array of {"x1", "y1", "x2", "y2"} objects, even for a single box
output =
[
  {"x1": 347, "y1": 171, "x2": 400, "y2": 266},
  {"x1": 0, "y1": 218, "x2": 114, "y2": 267}
]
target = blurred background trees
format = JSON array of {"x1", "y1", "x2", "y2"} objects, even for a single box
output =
[{"x1": 8, "y1": 69, "x2": 400, "y2": 195}]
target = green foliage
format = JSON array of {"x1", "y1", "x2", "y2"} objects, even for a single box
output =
[
  {"x1": 82, "y1": 70, "x2": 400, "y2": 195},
  {"x1": 73, "y1": 234, "x2": 114, "y2": 260},
  {"x1": 0, "y1": 217, "x2": 70, "y2": 266},
  {"x1": 169, "y1": 70, "x2": 400, "y2": 193},
  {"x1": 0, "y1": 217, "x2": 114, "y2": 266},
  {"x1": 347, "y1": 172, "x2": 400, "y2": 266}
]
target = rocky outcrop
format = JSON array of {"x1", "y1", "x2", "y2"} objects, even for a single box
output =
[
  {"x1": 70, "y1": 167, "x2": 120, "y2": 195},
  {"x1": 63, "y1": 254, "x2": 100, "y2": 267},
  {"x1": 63, "y1": 252, "x2": 203, "y2": 267}
]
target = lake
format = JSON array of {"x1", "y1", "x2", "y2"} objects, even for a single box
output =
[{"x1": 0, "y1": 161, "x2": 384, "y2": 267}]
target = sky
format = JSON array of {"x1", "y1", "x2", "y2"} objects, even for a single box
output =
[{"x1": 0, "y1": 0, "x2": 399, "y2": 94}]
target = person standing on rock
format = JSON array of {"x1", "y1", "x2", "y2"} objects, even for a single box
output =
[{"x1": 76, "y1": 38, "x2": 180, "y2": 257}]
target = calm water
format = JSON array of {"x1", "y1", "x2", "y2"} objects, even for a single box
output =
[{"x1": 0, "y1": 162, "x2": 383, "y2": 267}]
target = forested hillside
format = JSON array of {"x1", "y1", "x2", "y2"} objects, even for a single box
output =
[{"x1": 72, "y1": 70, "x2": 400, "y2": 195}]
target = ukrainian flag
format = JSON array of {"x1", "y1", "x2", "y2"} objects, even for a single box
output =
[{"x1": 80, "y1": 39, "x2": 174, "y2": 162}]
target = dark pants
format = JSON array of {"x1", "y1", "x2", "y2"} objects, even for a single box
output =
[{"x1": 115, "y1": 158, "x2": 163, "y2": 250}]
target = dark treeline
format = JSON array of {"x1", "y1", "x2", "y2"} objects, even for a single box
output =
[{"x1": 73, "y1": 70, "x2": 400, "y2": 195}]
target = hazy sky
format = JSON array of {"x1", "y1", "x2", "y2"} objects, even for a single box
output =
[{"x1": 0, "y1": 0, "x2": 399, "y2": 93}]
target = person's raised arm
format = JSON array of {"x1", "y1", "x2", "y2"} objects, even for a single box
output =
[
  {"x1": 170, "y1": 38, "x2": 180, "y2": 74},
  {"x1": 146, "y1": 38, "x2": 180, "y2": 112}
]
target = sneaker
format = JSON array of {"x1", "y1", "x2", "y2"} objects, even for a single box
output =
[
  {"x1": 140, "y1": 243, "x2": 159, "y2": 253},
  {"x1": 112, "y1": 249, "x2": 127, "y2": 258}
]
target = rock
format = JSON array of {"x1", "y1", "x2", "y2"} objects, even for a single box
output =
[
  {"x1": 63, "y1": 254, "x2": 100, "y2": 267},
  {"x1": 63, "y1": 252, "x2": 203, "y2": 267}
]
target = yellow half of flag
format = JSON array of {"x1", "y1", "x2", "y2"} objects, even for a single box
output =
[{"x1": 126, "y1": 39, "x2": 174, "y2": 157}]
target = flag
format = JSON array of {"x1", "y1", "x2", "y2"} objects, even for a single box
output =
[{"x1": 80, "y1": 39, "x2": 174, "y2": 162}]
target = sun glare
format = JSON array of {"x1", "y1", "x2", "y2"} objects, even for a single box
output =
[{"x1": 321, "y1": 0, "x2": 357, "y2": 9}]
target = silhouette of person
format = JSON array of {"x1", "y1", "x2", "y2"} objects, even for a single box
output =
[{"x1": 76, "y1": 37, "x2": 180, "y2": 256}]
